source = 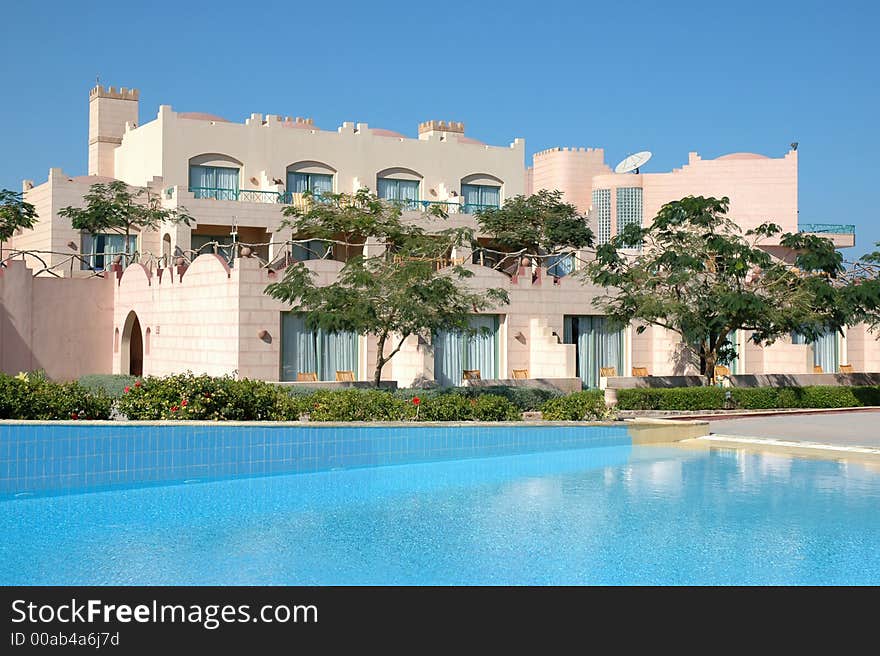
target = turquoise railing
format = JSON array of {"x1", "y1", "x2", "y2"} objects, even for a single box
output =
[
  {"x1": 188, "y1": 187, "x2": 502, "y2": 215},
  {"x1": 798, "y1": 223, "x2": 856, "y2": 234}
]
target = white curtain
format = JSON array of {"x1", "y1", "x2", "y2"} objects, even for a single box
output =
[
  {"x1": 190, "y1": 165, "x2": 239, "y2": 199},
  {"x1": 281, "y1": 313, "x2": 358, "y2": 381},
  {"x1": 81, "y1": 233, "x2": 136, "y2": 270},
  {"x1": 813, "y1": 330, "x2": 839, "y2": 373},
  {"x1": 433, "y1": 315, "x2": 499, "y2": 386},
  {"x1": 377, "y1": 178, "x2": 420, "y2": 209},
  {"x1": 461, "y1": 184, "x2": 500, "y2": 211},
  {"x1": 564, "y1": 315, "x2": 624, "y2": 388}
]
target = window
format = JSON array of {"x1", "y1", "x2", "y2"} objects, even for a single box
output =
[
  {"x1": 460, "y1": 184, "x2": 500, "y2": 213},
  {"x1": 592, "y1": 189, "x2": 611, "y2": 245},
  {"x1": 377, "y1": 178, "x2": 420, "y2": 209},
  {"x1": 80, "y1": 233, "x2": 137, "y2": 270},
  {"x1": 433, "y1": 315, "x2": 500, "y2": 386},
  {"x1": 616, "y1": 187, "x2": 643, "y2": 247},
  {"x1": 280, "y1": 313, "x2": 358, "y2": 381},
  {"x1": 563, "y1": 315, "x2": 624, "y2": 388},
  {"x1": 287, "y1": 172, "x2": 333, "y2": 196},
  {"x1": 189, "y1": 165, "x2": 240, "y2": 199},
  {"x1": 545, "y1": 253, "x2": 575, "y2": 277},
  {"x1": 291, "y1": 239, "x2": 331, "y2": 261}
]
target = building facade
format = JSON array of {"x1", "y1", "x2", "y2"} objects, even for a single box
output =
[{"x1": 1, "y1": 84, "x2": 872, "y2": 385}]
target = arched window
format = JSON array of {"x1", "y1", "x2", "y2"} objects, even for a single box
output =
[
  {"x1": 113, "y1": 328, "x2": 120, "y2": 353},
  {"x1": 144, "y1": 327, "x2": 152, "y2": 356},
  {"x1": 189, "y1": 154, "x2": 242, "y2": 200},
  {"x1": 460, "y1": 173, "x2": 502, "y2": 213},
  {"x1": 376, "y1": 167, "x2": 422, "y2": 210},
  {"x1": 162, "y1": 234, "x2": 172, "y2": 266},
  {"x1": 286, "y1": 161, "x2": 335, "y2": 198}
]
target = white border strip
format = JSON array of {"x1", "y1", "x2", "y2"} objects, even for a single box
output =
[{"x1": 701, "y1": 434, "x2": 880, "y2": 455}]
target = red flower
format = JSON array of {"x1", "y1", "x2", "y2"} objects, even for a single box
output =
[
  {"x1": 170, "y1": 405, "x2": 179, "y2": 413},
  {"x1": 134, "y1": 380, "x2": 142, "y2": 388},
  {"x1": 204, "y1": 392, "x2": 212, "y2": 399},
  {"x1": 412, "y1": 397, "x2": 421, "y2": 406},
  {"x1": 123, "y1": 386, "x2": 130, "y2": 393},
  {"x1": 181, "y1": 399, "x2": 188, "y2": 407},
  {"x1": 70, "y1": 412, "x2": 78, "y2": 420}
]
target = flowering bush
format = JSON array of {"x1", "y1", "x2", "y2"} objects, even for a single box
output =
[
  {"x1": 115, "y1": 373, "x2": 295, "y2": 421},
  {"x1": 0, "y1": 371, "x2": 112, "y2": 420}
]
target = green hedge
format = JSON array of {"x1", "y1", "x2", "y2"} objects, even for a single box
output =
[
  {"x1": 616, "y1": 385, "x2": 880, "y2": 411},
  {"x1": 0, "y1": 372, "x2": 112, "y2": 420},
  {"x1": 395, "y1": 386, "x2": 562, "y2": 411},
  {"x1": 539, "y1": 390, "x2": 608, "y2": 420},
  {"x1": 113, "y1": 374, "x2": 523, "y2": 422},
  {"x1": 78, "y1": 374, "x2": 137, "y2": 398}
]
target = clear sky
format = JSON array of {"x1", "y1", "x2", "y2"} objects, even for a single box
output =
[{"x1": 1, "y1": 0, "x2": 877, "y2": 256}]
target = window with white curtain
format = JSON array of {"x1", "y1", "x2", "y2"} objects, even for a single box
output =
[
  {"x1": 189, "y1": 165, "x2": 240, "y2": 199},
  {"x1": 377, "y1": 178, "x2": 420, "y2": 209},
  {"x1": 563, "y1": 315, "x2": 624, "y2": 388},
  {"x1": 288, "y1": 172, "x2": 333, "y2": 196},
  {"x1": 280, "y1": 313, "x2": 359, "y2": 381},
  {"x1": 433, "y1": 315, "x2": 500, "y2": 386},
  {"x1": 460, "y1": 184, "x2": 500, "y2": 213},
  {"x1": 80, "y1": 233, "x2": 137, "y2": 270}
]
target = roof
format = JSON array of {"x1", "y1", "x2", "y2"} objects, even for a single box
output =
[
  {"x1": 714, "y1": 152, "x2": 769, "y2": 161},
  {"x1": 178, "y1": 112, "x2": 231, "y2": 123},
  {"x1": 371, "y1": 128, "x2": 408, "y2": 139}
]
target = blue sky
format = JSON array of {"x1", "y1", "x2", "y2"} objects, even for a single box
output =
[{"x1": 2, "y1": 0, "x2": 877, "y2": 256}]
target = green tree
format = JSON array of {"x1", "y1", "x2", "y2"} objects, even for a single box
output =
[
  {"x1": 0, "y1": 189, "x2": 38, "y2": 258},
  {"x1": 474, "y1": 189, "x2": 593, "y2": 273},
  {"x1": 846, "y1": 244, "x2": 880, "y2": 332},
  {"x1": 265, "y1": 189, "x2": 510, "y2": 385},
  {"x1": 586, "y1": 195, "x2": 848, "y2": 383},
  {"x1": 58, "y1": 181, "x2": 193, "y2": 265}
]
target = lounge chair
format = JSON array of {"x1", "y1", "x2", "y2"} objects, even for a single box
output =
[
  {"x1": 714, "y1": 365, "x2": 731, "y2": 379},
  {"x1": 839, "y1": 364, "x2": 854, "y2": 374},
  {"x1": 599, "y1": 367, "x2": 617, "y2": 377},
  {"x1": 512, "y1": 369, "x2": 529, "y2": 379},
  {"x1": 462, "y1": 369, "x2": 481, "y2": 381},
  {"x1": 813, "y1": 365, "x2": 824, "y2": 374},
  {"x1": 632, "y1": 367, "x2": 649, "y2": 377},
  {"x1": 335, "y1": 370, "x2": 355, "y2": 381},
  {"x1": 297, "y1": 372, "x2": 318, "y2": 382}
]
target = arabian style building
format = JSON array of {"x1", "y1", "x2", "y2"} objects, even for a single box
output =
[{"x1": 1, "y1": 84, "x2": 873, "y2": 387}]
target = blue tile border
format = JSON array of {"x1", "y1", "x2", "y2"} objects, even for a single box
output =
[{"x1": 0, "y1": 421, "x2": 633, "y2": 497}]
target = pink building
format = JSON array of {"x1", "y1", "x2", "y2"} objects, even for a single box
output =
[{"x1": 1, "y1": 84, "x2": 872, "y2": 386}]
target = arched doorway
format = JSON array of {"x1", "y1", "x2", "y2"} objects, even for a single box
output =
[{"x1": 120, "y1": 311, "x2": 144, "y2": 376}]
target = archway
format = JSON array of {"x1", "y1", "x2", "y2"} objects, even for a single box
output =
[{"x1": 120, "y1": 311, "x2": 144, "y2": 376}]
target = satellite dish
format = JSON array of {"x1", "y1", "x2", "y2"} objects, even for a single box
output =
[{"x1": 614, "y1": 151, "x2": 653, "y2": 174}]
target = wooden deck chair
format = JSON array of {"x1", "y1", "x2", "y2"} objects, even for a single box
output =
[
  {"x1": 813, "y1": 365, "x2": 824, "y2": 374},
  {"x1": 839, "y1": 364, "x2": 854, "y2": 374},
  {"x1": 714, "y1": 365, "x2": 731, "y2": 379},
  {"x1": 599, "y1": 367, "x2": 617, "y2": 377},
  {"x1": 335, "y1": 370, "x2": 355, "y2": 382},
  {"x1": 631, "y1": 367, "x2": 649, "y2": 377},
  {"x1": 297, "y1": 371, "x2": 318, "y2": 382},
  {"x1": 462, "y1": 369, "x2": 481, "y2": 382},
  {"x1": 512, "y1": 368, "x2": 529, "y2": 379}
]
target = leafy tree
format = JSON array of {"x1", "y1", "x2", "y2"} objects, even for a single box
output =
[
  {"x1": 586, "y1": 195, "x2": 848, "y2": 383},
  {"x1": 265, "y1": 190, "x2": 510, "y2": 385},
  {"x1": 474, "y1": 189, "x2": 593, "y2": 272},
  {"x1": 0, "y1": 189, "x2": 38, "y2": 257},
  {"x1": 846, "y1": 244, "x2": 880, "y2": 331},
  {"x1": 58, "y1": 181, "x2": 193, "y2": 264}
]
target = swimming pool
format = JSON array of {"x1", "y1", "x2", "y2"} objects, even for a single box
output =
[{"x1": 2, "y1": 440, "x2": 878, "y2": 585}]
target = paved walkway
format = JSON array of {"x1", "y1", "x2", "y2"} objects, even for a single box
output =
[{"x1": 709, "y1": 410, "x2": 880, "y2": 449}]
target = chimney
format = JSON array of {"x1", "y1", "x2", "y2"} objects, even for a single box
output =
[{"x1": 88, "y1": 85, "x2": 139, "y2": 177}]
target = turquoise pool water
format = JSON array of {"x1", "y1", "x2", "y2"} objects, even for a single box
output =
[{"x1": 1, "y1": 443, "x2": 878, "y2": 585}]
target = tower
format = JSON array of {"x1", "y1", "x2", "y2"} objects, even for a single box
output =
[{"x1": 88, "y1": 85, "x2": 139, "y2": 177}]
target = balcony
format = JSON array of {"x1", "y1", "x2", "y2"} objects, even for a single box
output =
[
  {"x1": 186, "y1": 187, "x2": 499, "y2": 215},
  {"x1": 798, "y1": 223, "x2": 855, "y2": 248}
]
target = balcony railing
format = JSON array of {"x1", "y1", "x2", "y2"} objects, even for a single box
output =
[
  {"x1": 798, "y1": 223, "x2": 856, "y2": 234},
  {"x1": 187, "y1": 187, "x2": 500, "y2": 214}
]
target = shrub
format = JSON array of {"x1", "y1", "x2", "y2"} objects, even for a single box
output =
[
  {"x1": 417, "y1": 393, "x2": 474, "y2": 421},
  {"x1": 0, "y1": 371, "x2": 112, "y2": 420},
  {"x1": 616, "y1": 385, "x2": 880, "y2": 411},
  {"x1": 115, "y1": 373, "x2": 291, "y2": 421},
  {"x1": 470, "y1": 394, "x2": 521, "y2": 421},
  {"x1": 78, "y1": 374, "x2": 137, "y2": 398},
  {"x1": 540, "y1": 390, "x2": 607, "y2": 420},
  {"x1": 305, "y1": 389, "x2": 415, "y2": 421}
]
